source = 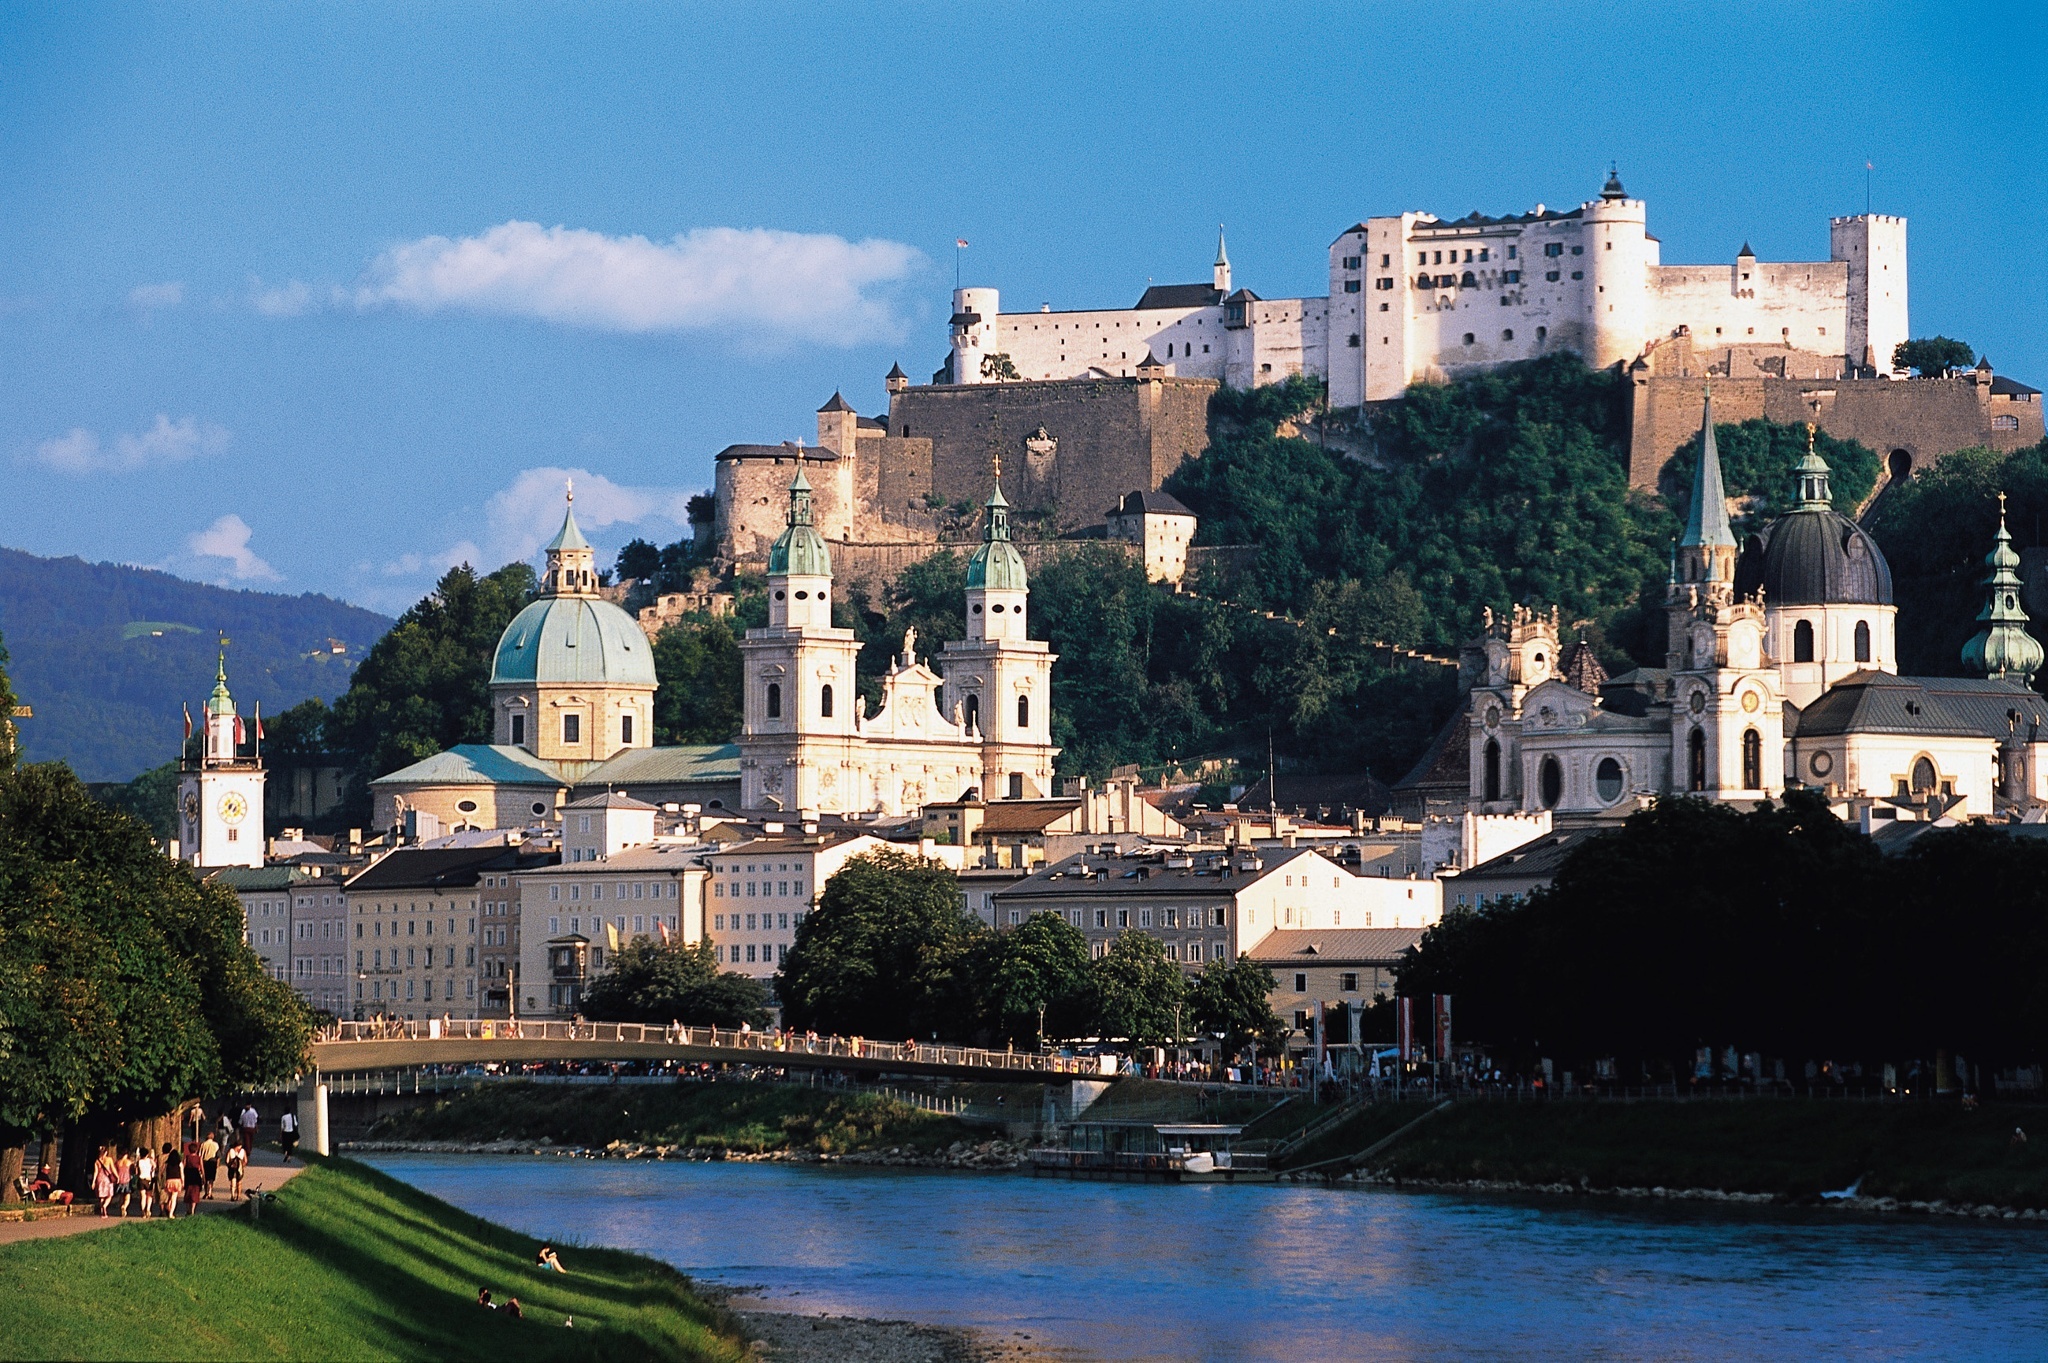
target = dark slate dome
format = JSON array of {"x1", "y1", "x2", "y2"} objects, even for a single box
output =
[{"x1": 1734, "y1": 509, "x2": 1893, "y2": 606}]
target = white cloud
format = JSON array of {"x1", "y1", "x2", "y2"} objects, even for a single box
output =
[
  {"x1": 28, "y1": 414, "x2": 229, "y2": 474},
  {"x1": 188, "y1": 514, "x2": 281, "y2": 582},
  {"x1": 129, "y1": 281, "x2": 183, "y2": 311},
  {"x1": 252, "y1": 278, "x2": 315, "y2": 317},
  {"x1": 348, "y1": 221, "x2": 923, "y2": 346}
]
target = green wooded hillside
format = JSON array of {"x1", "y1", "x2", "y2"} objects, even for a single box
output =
[{"x1": 0, "y1": 547, "x2": 390, "y2": 780}]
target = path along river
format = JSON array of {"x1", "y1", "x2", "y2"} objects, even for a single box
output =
[{"x1": 366, "y1": 1154, "x2": 2048, "y2": 1361}]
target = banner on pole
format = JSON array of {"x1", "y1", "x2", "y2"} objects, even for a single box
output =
[
  {"x1": 1396, "y1": 996, "x2": 1414, "y2": 1063},
  {"x1": 1432, "y1": 994, "x2": 1453, "y2": 1061}
]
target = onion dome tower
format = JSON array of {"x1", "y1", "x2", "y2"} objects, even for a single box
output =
[
  {"x1": 766, "y1": 468, "x2": 834, "y2": 629},
  {"x1": 964, "y1": 479, "x2": 1030, "y2": 642},
  {"x1": 489, "y1": 482, "x2": 657, "y2": 762},
  {"x1": 1962, "y1": 493, "x2": 2045, "y2": 685},
  {"x1": 941, "y1": 468, "x2": 1057, "y2": 796}
]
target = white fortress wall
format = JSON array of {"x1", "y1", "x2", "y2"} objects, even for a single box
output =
[
  {"x1": 988, "y1": 300, "x2": 1229, "y2": 382},
  {"x1": 1645, "y1": 260, "x2": 1850, "y2": 357},
  {"x1": 1224, "y1": 297, "x2": 1328, "y2": 387}
]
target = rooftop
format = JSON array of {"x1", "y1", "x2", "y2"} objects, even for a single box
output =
[
  {"x1": 996, "y1": 845, "x2": 1328, "y2": 901},
  {"x1": 1134, "y1": 282, "x2": 1225, "y2": 310},
  {"x1": 371, "y1": 743, "x2": 564, "y2": 789},
  {"x1": 344, "y1": 845, "x2": 557, "y2": 893},
  {"x1": 1247, "y1": 927, "x2": 1426, "y2": 964},
  {"x1": 1456, "y1": 827, "x2": 1609, "y2": 885}
]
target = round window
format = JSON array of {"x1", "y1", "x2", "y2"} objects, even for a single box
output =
[
  {"x1": 1539, "y1": 756, "x2": 1563, "y2": 809},
  {"x1": 456, "y1": 799, "x2": 478, "y2": 814},
  {"x1": 1484, "y1": 704, "x2": 1502, "y2": 729},
  {"x1": 775, "y1": 589, "x2": 786, "y2": 600},
  {"x1": 1595, "y1": 758, "x2": 1624, "y2": 804},
  {"x1": 1689, "y1": 690, "x2": 1708, "y2": 715},
  {"x1": 1810, "y1": 751, "x2": 1833, "y2": 777},
  {"x1": 531, "y1": 801, "x2": 549, "y2": 817},
  {"x1": 991, "y1": 604, "x2": 1004, "y2": 613},
  {"x1": 794, "y1": 590, "x2": 807, "y2": 600},
  {"x1": 973, "y1": 604, "x2": 983, "y2": 613}
]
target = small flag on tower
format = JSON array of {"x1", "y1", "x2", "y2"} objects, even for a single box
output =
[
  {"x1": 657, "y1": 920, "x2": 671, "y2": 945},
  {"x1": 182, "y1": 703, "x2": 193, "y2": 742},
  {"x1": 234, "y1": 714, "x2": 245, "y2": 748},
  {"x1": 955, "y1": 238, "x2": 969, "y2": 249},
  {"x1": 255, "y1": 702, "x2": 264, "y2": 751}
]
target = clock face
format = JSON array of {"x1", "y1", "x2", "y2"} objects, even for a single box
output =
[
  {"x1": 217, "y1": 792, "x2": 248, "y2": 825},
  {"x1": 183, "y1": 792, "x2": 200, "y2": 823}
]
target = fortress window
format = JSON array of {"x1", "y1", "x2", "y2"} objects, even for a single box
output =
[
  {"x1": 1342, "y1": 255, "x2": 1361, "y2": 269},
  {"x1": 820, "y1": 685, "x2": 834, "y2": 719},
  {"x1": 1479, "y1": 248, "x2": 1489, "y2": 262},
  {"x1": 1380, "y1": 253, "x2": 1390, "y2": 266},
  {"x1": 1605, "y1": 241, "x2": 1612, "y2": 250},
  {"x1": 1463, "y1": 333, "x2": 1475, "y2": 346},
  {"x1": 1537, "y1": 326, "x2": 1547, "y2": 339},
  {"x1": 1502, "y1": 329, "x2": 1515, "y2": 341},
  {"x1": 1380, "y1": 304, "x2": 1388, "y2": 312},
  {"x1": 562, "y1": 714, "x2": 581, "y2": 745},
  {"x1": 1855, "y1": 620, "x2": 1872, "y2": 662},
  {"x1": 1793, "y1": 620, "x2": 1816, "y2": 663},
  {"x1": 1571, "y1": 271, "x2": 1583, "y2": 280},
  {"x1": 1460, "y1": 272, "x2": 1476, "y2": 288},
  {"x1": 766, "y1": 683, "x2": 782, "y2": 719},
  {"x1": 1571, "y1": 246, "x2": 1583, "y2": 256},
  {"x1": 1506, "y1": 245, "x2": 1517, "y2": 259},
  {"x1": 1545, "y1": 243, "x2": 1563, "y2": 257},
  {"x1": 1344, "y1": 280, "x2": 1361, "y2": 293},
  {"x1": 1348, "y1": 334, "x2": 1361, "y2": 347},
  {"x1": 1018, "y1": 695, "x2": 1030, "y2": 729},
  {"x1": 1546, "y1": 271, "x2": 1560, "y2": 282},
  {"x1": 1375, "y1": 276, "x2": 1393, "y2": 290}
]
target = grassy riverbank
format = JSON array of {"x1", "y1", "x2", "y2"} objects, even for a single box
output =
[
  {"x1": 1303, "y1": 1099, "x2": 2048, "y2": 1206},
  {"x1": 369, "y1": 1079, "x2": 978, "y2": 1154},
  {"x1": 0, "y1": 1159, "x2": 748, "y2": 1361}
]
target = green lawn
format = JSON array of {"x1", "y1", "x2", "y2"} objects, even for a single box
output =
[
  {"x1": 371, "y1": 1078, "x2": 977, "y2": 1154},
  {"x1": 0, "y1": 1159, "x2": 748, "y2": 1362},
  {"x1": 1357, "y1": 1099, "x2": 2048, "y2": 1205}
]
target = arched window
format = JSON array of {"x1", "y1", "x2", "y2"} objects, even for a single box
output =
[
  {"x1": 1688, "y1": 727, "x2": 1707, "y2": 792},
  {"x1": 1742, "y1": 728, "x2": 1762, "y2": 790},
  {"x1": 965, "y1": 694, "x2": 980, "y2": 733},
  {"x1": 1911, "y1": 757, "x2": 1937, "y2": 794},
  {"x1": 1854, "y1": 620, "x2": 1871, "y2": 663},
  {"x1": 820, "y1": 684, "x2": 834, "y2": 719},
  {"x1": 1538, "y1": 756, "x2": 1563, "y2": 809},
  {"x1": 1483, "y1": 739, "x2": 1502, "y2": 802},
  {"x1": 1595, "y1": 757, "x2": 1624, "y2": 804},
  {"x1": 1017, "y1": 694, "x2": 1029, "y2": 729},
  {"x1": 766, "y1": 683, "x2": 782, "y2": 720},
  {"x1": 1793, "y1": 620, "x2": 1815, "y2": 663}
]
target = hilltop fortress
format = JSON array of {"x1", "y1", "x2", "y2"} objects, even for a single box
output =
[{"x1": 712, "y1": 174, "x2": 2040, "y2": 571}]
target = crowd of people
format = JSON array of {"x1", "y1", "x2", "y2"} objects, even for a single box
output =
[{"x1": 79, "y1": 1102, "x2": 270, "y2": 1218}]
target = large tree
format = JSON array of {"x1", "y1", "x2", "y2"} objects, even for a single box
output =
[
  {"x1": 775, "y1": 850, "x2": 982, "y2": 1040},
  {"x1": 1090, "y1": 930, "x2": 1187, "y2": 1047},
  {"x1": 1192, "y1": 953, "x2": 1282, "y2": 1061},
  {"x1": 0, "y1": 629, "x2": 18, "y2": 767},
  {"x1": 1893, "y1": 336, "x2": 1976, "y2": 378},
  {"x1": 325, "y1": 561, "x2": 537, "y2": 817},
  {"x1": 971, "y1": 910, "x2": 1094, "y2": 1044},
  {"x1": 0, "y1": 763, "x2": 309, "y2": 1196},
  {"x1": 579, "y1": 939, "x2": 768, "y2": 1028},
  {"x1": 649, "y1": 615, "x2": 745, "y2": 745}
]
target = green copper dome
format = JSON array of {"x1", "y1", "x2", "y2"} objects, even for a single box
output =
[
  {"x1": 491, "y1": 596, "x2": 656, "y2": 687},
  {"x1": 965, "y1": 482, "x2": 1028, "y2": 591},
  {"x1": 767, "y1": 469, "x2": 832, "y2": 578},
  {"x1": 1962, "y1": 496, "x2": 2044, "y2": 685},
  {"x1": 205, "y1": 653, "x2": 236, "y2": 717}
]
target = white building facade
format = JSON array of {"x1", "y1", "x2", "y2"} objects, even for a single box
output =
[{"x1": 947, "y1": 177, "x2": 1908, "y2": 408}]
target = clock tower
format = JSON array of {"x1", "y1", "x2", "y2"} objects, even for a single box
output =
[{"x1": 177, "y1": 654, "x2": 266, "y2": 869}]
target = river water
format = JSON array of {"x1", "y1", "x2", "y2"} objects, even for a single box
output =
[{"x1": 366, "y1": 1154, "x2": 2048, "y2": 1361}]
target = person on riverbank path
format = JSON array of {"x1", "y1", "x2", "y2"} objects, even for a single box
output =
[
  {"x1": 239, "y1": 1103, "x2": 260, "y2": 1152},
  {"x1": 92, "y1": 1149, "x2": 118, "y2": 1216},
  {"x1": 225, "y1": 1142, "x2": 246, "y2": 1197},
  {"x1": 200, "y1": 1133, "x2": 220, "y2": 1199},
  {"x1": 160, "y1": 1143, "x2": 183, "y2": 1218},
  {"x1": 133, "y1": 1146, "x2": 155, "y2": 1217},
  {"x1": 280, "y1": 1109, "x2": 299, "y2": 1162}
]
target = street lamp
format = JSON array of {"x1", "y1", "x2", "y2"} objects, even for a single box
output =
[{"x1": 1035, "y1": 1000, "x2": 1046, "y2": 1052}]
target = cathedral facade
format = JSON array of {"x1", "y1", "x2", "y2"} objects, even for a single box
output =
[
  {"x1": 1468, "y1": 396, "x2": 2048, "y2": 822},
  {"x1": 736, "y1": 469, "x2": 1058, "y2": 816}
]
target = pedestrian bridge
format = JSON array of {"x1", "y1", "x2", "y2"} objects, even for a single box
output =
[{"x1": 308, "y1": 1019, "x2": 1114, "y2": 1084}]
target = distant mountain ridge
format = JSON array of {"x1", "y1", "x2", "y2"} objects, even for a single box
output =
[{"x1": 0, "y1": 546, "x2": 392, "y2": 780}]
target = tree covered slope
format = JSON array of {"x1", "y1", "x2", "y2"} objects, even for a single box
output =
[{"x1": 0, "y1": 547, "x2": 390, "y2": 780}]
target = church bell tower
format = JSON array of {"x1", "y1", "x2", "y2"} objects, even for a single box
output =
[{"x1": 177, "y1": 652, "x2": 266, "y2": 869}]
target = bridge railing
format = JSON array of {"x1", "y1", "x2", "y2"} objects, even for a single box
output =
[{"x1": 312, "y1": 1018, "x2": 1107, "y2": 1075}]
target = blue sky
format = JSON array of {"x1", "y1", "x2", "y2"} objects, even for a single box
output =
[{"x1": 3, "y1": 3, "x2": 2043, "y2": 615}]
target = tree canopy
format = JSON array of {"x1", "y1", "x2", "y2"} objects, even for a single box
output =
[
  {"x1": 579, "y1": 938, "x2": 769, "y2": 1028},
  {"x1": 1657, "y1": 418, "x2": 1878, "y2": 533},
  {"x1": 1089, "y1": 930, "x2": 1188, "y2": 1046},
  {"x1": 1893, "y1": 336, "x2": 1977, "y2": 378},
  {"x1": 1396, "y1": 792, "x2": 2048, "y2": 1077},
  {"x1": 969, "y1": 909, "x2": 1093, "y2": 1044},
  {"x1": 0, "y1": 763, "x2": 309, "y2": 1192},
  {"x1": 775, "y1": 850, "x2": 983, "y2": 1039},
  {"x1": 324, "y1": 562, "x2": 536, "y2": 820},
  {"x1": 649, "y1": 614, "x2": 744, "y2": 745}
]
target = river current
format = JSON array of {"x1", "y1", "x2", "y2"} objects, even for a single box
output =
[{"x1": 366, "y1": 1154, "x2": 2048, "y2": 1361}]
